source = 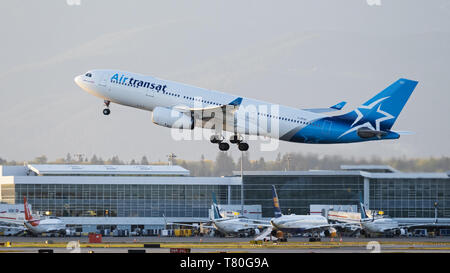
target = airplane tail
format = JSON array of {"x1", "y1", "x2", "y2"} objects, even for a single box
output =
[
  {"x1": 335, "y1": 78, "x2": 418, "y2": 132},
  {"x1": 211, "y1": 192, "x2": 222, "y2": 220},
  {"x1": 272, "y1": 185, "x2": 282, "y2": 218},
  {"x1": 23, "y1": 196, "x2": 33, "y2": 221},
  {"x1": 359, "y1": 192, "x2": 368, "y2": 220}
]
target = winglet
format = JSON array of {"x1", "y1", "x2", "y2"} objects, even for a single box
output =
[
  {"x1": 228, "y1": 97, "x2": 243, "y2": 107},
  {"x1": 330, "y1": 101, "x2": 346, "y2": 110}
]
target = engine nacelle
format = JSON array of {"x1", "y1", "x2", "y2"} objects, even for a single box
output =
[{"x1": 152, "y1": 107, "x2": 194, "y2": 129}]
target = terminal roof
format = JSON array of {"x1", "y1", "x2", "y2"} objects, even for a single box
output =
[
  {"x1": 340, "y1": 165, "x2": 399, "y2": 173},
  {"x1": 27, "y1": 164, "x2": 190, "y2": 176}
]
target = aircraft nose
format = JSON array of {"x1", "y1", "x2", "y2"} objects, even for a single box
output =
[{"x1": 74, "y1": 75, "x2": 82, "y2": 86}]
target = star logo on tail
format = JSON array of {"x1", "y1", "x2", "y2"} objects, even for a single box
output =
[{"x1": 338, "y1": 97, "x2": 394, "y2": 138}]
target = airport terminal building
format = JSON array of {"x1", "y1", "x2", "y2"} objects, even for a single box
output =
[
  {"x1": 237, "y1": 165, "x2": 450, "y2": 224},
  {"x1": 1, "y1": 164, "x2": 449, "y2": 233}
]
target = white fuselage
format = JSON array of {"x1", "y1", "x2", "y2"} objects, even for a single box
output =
[
  {"x1": 24, "y1": 217, "x2": 66, "y2": 234},
  {"x1": 74, "y1": 69, "x2": 325, "y2": 140},
  {"x1": 0, "y1": 212, "x2": 26, "y2": 226},
  {"x1": 1, "y1": 211, "x2": 65, "y2": 234},
  {"x1": 213, "y1": 217, "x2": 262, "y2": 235},
  {"x1": 270, "y1": 214, "x2": 329, "y2": 232},
  {"x1": 361, "y1": 218, "x2": 399, "y2": 234}
]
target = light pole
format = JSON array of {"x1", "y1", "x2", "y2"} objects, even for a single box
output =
[
  {"x1": 434, "y1": 201, "x2": 439, "y2": 224},
  {"x1": 287, "y1": 154, "x2": 292, "y2": 171},
  {"x1": 167, "y1": 153, "x2": 177, "y2": 166},
  {"x1": 241, "y1": 150, "x2": 244, "y2": 216}
]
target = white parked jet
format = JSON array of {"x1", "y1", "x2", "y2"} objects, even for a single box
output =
[
  {"x1": 74, "y1": 70, "x2": 417, "y2": 151},
  {"x1": 166, "y1": 193, "x2": 270, "y2": 237},
  {"x1": 23, "y1": 197, "x2": 66, "y2": 236},
  {"x1": 259, "y1": 185, "x2": 339, "y2": 242},
  {"x1": 209, "y1": 194, "x2": 270, "y2": 237}
]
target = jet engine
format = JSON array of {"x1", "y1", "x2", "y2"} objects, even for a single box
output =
[{"x1": 152, "y1": 107, "x2": 194, "y2": 129}]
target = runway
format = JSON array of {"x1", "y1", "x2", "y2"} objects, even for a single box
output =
[{"x1": 2, "y1": 236, "x2": 450, "y2": 253}]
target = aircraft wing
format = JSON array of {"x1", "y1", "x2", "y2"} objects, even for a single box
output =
[
  {"x1": 174, "y1": 97, "x2": 243, "y2": 129},
  {"x1": 239, "y1": 219, "x2": 272, "y2": 228},
  {"x1": 302, "y1": 222, "x2": 357, "y2": 233},
  {"x1": 167, "y1": 222, "x2": 215, "y2": 229},
  {"x1": 163, "y1": 214, "x2": 213, "y2": 228},
  {"x1": 302, "y1": 101, "x2": 347, "y2": 113},
  {"x1": 399, "y1": 223, "x2": 450, "y2": 229}
]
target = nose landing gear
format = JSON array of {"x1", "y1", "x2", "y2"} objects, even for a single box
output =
[{"x1": 103, "y1": 100, "x2": 111, "y2": 115}]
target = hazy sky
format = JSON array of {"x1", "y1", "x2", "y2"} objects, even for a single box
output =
[{"x1": 0, "y1": 0, "x2": 449, "y2": 163}]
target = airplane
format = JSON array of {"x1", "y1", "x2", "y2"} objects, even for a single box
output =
[
  {"x1": 358, "y1": 199, "x2": 402, "y2": 237},
  {"x1": 357, "y1": 194, "x2": 440, "y2": 237},
  {"x1": 22, "y1": 197, "x2": 66, "y2": 236},
  {"x1": 209, "y1": 193, "x2": 271, "y2": 237},
  {"x1": 0, "y1": 208, "x2": 27, "y2": 236},
  {"x1": 0, "y1": 225, "x2": 26, "y2": 236},
  {"x1": 74, "y1": 70, "x2": 418, "y2": 151},
  {"x1": 259, "y1": 185, "x2": 341, "y2": 242},
  {"x1": 0, "y1": 208, "x2": 26, "y2": 226},
  {"x1": 165, "y1": 192, "x2": 271, "y2": 237},
  {"x1": 327, "y1": 193, "x2": 450, "y2": 237}
]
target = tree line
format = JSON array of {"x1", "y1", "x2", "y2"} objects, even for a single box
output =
[{"x1": 0, "y1": 152, "x2": 449, "y2": 176}]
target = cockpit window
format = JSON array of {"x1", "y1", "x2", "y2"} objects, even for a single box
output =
[{"x1": 85, "y1": 73, "x2": 92, "y2": 78}]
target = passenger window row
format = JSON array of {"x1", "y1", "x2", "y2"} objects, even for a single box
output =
[{"x1": 256, "y1": 112, "x2": 315, "y2": 125}]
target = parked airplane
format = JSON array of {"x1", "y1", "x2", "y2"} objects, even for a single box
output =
[
  {"x1": 0, "y1": 225, "x2": 25, "y2": 236},
  {"x1": 75, "y1": 70, "x2": 418, "y2": 151},
  {"x1": 22, "y1": 197, "x2": 66, "y2": 236},
  {"x1": 358, "y1": 195, "x2": 434, "y2": 237},
  {"x1": 0, "y1": 208, "x2": 26, "y2": 226},
  {"x1": 359, "y1": 199, "x2": 402, "y2": 236},
  {"x1": 329, "y1": 194, "x2": 450, "y2": 237},
  {"x1": 259, "y1": 185, "x2": 340, "y2": 242},
  {"x1": 165, "y1": 193, "x2": 270, "y2": 237},
  {"x1": 210, "y1": 193, "x2": 270, "y2": 237}
]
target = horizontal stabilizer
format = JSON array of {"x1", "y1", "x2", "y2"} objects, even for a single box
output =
[{"x1": 392, "y1": 130, "x2": 415, "y2": 135}]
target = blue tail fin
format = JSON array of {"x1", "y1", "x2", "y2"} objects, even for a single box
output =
[
  {"x1": 272, "y1": 185, "x2": 282, "y2": 218},
  {"x1": 336, "y1": 78, "x2": 418, "y2": 131},
  {"x1": 212, "y1": 192, "x2": 222, "y2": 220}
]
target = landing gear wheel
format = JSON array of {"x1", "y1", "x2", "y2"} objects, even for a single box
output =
[
  {"x1": 238, "y1": 142, "x2": 249, "y2": 151},
  {"x1": 218, "y1": 142, "x2": 230, "y2": 151},
  {"x1": 103, "y1": 108, "x2": 111, "y2": 115}
]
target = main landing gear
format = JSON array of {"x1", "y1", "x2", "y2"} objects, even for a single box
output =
[
  {"x1": 211, "y1": 134, "x2": 249, "y2": 151},
  {"x1": 103, "y1": 100, "x2": 111, "y2": 115}
]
